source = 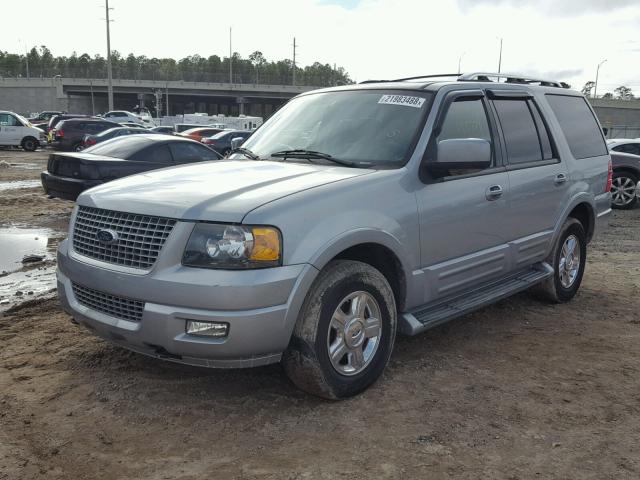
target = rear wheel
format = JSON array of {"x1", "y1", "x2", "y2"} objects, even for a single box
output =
[
  {"x1": 611, "y1": 171, "x2": 638, "y2": 209},
  {"x1": 282, "y1": 260, "x2": 397, "y2": 399},
  {"x1": 21, "y1": 137, "x2": 37, "y2": 152},
  {"x1": 534, "y1": 218, "x2": 586, "y2": 303},
  {"x1": 73, "y1": 143, "x2": 83, "y2": 152}
]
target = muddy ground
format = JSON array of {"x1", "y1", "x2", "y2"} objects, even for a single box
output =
[{"x1": 0, "y1": 149, "x2": 639, "y2": 479}]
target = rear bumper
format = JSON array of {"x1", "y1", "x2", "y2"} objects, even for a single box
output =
[{"x1": 41, "y1": 171, "x2": 102, "y2": 201}]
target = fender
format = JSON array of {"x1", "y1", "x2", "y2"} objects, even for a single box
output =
[
  {"x1": 548, "y1": 192, "x2": 596, "y2": 252},
  {"x1": 307, "y1": 228, "x2": 422, "y2": 308}
]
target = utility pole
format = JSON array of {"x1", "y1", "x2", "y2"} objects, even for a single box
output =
[
  {"x1": 292, "y1": 37, "x2": 297, "y2": 86},
  {"x1": 457, "y1": 52, "x2": 466, "y2": 75},
  {"x1": 166, "y1": 82, "x2": 169, "y2": 116},
  {"x1": 497, "y1": 37, "x2": 503, "y2": 73},
  {"x1": 105, "y1": 0, "x2": 114, "y2": 111},
  {"x1": 594, "y1": 59, "x2": 607, "y2": 99},
  {"x1": 229, "y1": 27, "x2": 233, "y2": 84},
  {"x1": 24, "y1": 43, "x2": 30, "y2": 79}
]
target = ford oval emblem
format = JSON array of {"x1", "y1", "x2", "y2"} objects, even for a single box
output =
[{"x1": 96, "y1": 229, "x2": 119, "y2": 245}]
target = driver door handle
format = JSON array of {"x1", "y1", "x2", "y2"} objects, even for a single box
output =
[{"x1": 485, "y1": 184, "x2": 503, "y2": 201}]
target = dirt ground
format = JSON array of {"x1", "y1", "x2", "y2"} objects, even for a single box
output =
[{"x1": 0, "y1": 149, "x2": 639, "y2": 479}]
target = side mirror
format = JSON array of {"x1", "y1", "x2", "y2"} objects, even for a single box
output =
[
  {"x1": 230, "y1": 137, "x2": 244, "y2": 150},
  {"x1": 427, "y1": 138, "x2": 491, "y2": 174}
]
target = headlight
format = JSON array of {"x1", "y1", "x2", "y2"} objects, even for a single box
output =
[{"x1": 183, "y1": 223, "x2": 282, "y2": 269}]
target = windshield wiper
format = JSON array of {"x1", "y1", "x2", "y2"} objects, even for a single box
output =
[
  {"x1": 229, "y1": 147, "x2": 260, "y2": 160},
  {"x1": 270, "y1": 149, "x2": 358, "y2": 168}
]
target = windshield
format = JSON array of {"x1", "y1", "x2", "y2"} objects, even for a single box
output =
[{"x1": 237, "y1": 89, "x2": 433, "y2": 167}]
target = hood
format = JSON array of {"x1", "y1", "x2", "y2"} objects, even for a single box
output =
[{"x1": 78, "y1": 160, "x2": 375, "y2": 222}]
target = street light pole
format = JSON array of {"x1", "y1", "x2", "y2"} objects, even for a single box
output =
[
  {"x1": 229, "y1": 27, "x2": 233, "y2": 84},
  {"x1": 497, "y1": 38, "x2": 503, "y2": 73},
  {"x1": 594, "y1": 59, "x2": 607, "y2": 99},
  {"x1": 458, "y1": 52, "x2": 466, "y2": 75},
  {"x1": 105, "y1": 0, "x2": 114, "y2": 111}
]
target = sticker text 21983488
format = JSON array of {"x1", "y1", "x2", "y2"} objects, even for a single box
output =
[{"x1": 378, "y1": 95, "x2": 426, "y2": 108}]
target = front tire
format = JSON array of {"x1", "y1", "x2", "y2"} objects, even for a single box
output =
[
  {"x1": 534, "y1": 218, "x2": 587, "y2": 303},
  {"x1": 21, "y1": 137, "x2": 38, "y2": 152},
  {"x1": 282, "y1": 260, "x2": 397, "y2": 399},
  {"x1": 611, "y1": 171, "x2": 638, "y2": 209}
]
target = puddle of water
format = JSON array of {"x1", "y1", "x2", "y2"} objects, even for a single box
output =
[
  {"x1": 0, "y1": 228, "x2": 52, "y2": 273},
  {"x1": 0, "y1": 179, "x2": 41, "y2": 191},
  {"x1": 0, "y1": 227, "x2": 59, "y2": 310}
]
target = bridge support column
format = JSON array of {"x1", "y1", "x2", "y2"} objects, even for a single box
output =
[{"x1": 236, "y1": 96, "x2": 248, "y2": 116}]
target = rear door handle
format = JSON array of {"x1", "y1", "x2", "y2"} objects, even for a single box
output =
[
  {"x1": 485, "y1": 184, "x2": 503, "y2": 201},
  {"x1": 554, "y1": 173, "x2": 567, "y2": 185}
]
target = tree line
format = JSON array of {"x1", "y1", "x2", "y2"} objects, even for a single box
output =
[
  {"x1": 581, "y1": 82, "x2": 635, "y2": 100},
  {"x1": 0, "y1": 46, "x2": 353, "y2": 87}
]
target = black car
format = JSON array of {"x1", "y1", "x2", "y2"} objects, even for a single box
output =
[
  {"x1": 50, "y1": 118, "x2": 121, "y2": 151},
  {"x1": 610, "y1": 151, "x2": 640, "y2": 209},
  {"x1": 41, "y1": 134, "x2": 222, "y2": 201},
  {"x1": 201, "y1": 129, "x2": 252, "y2": 156},
  {"x1": 81, "y1": 126, "x2": 148, "y2": 149},
  {"x1": 149, "y1": 126, "x2": 175, "y2": 135}
]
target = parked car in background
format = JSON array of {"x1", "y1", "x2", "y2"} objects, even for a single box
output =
[
  {"x1": 28, "y1": 111, "x2": 65, "y2": 127},
  {"x1": 0, "y1": 110, "x2": 46, "y2": 151},
  {"x1": 81, "y1": 126, "x2": 149, "y2": 149},
  {"x1": 131, "y1": 106, "x2": 155, "y2": 126},
  {"x1": 41, "y1": 134, "x2": 221, "y2": 200},
  {"x1": 149, "y1": 126, "x2": 175, "y2": 135},
  {"x1": 54, "y1": 74, "x2": 611, "y2": 398},
  {"x1": 201, "y1": 129, "x2": 252, "y2": 155},
  {"x1": 103, "y1": 110, "x2": 151, "y2": 127},
  {"x1": 607, "y1": 138, "x2": 640, "y2": 156},
  {"x1": 47, "y1": 114, "x2": 93, "y2": 138},
  {"x1": 174, "y1": 123, "x2": 207, "y2": 133},
  {"x1": 119, "y1": 122, "x2": 147, "y2": 128},
  {"x1": 610, "y1": 151, "x2": 640, "y2": 209},
  {"x1": 180, "y1": 127, "x2": 226, "y2": 142},
  {"x1": 50, "y1": 118, "x2": 121, "y2": 151}
]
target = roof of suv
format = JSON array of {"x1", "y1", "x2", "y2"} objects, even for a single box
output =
[{"x1": 304, "y1": 72, "x2": 580, "y2": 96}]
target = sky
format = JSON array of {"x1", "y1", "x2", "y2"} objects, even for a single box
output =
[{"x1": 4, "y1": 0, "x2": 640, "y2": 95}]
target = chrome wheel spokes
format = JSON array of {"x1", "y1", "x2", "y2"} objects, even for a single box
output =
[
  {"x1": 327, "y1": 291, "x2": 382, "y2": 376},
  {"x1": 559, "y1": 234, "x2": 581, "y2": 288},
  {"x1": 611, "y1": 177, "x2": 637, "y2": 206}
]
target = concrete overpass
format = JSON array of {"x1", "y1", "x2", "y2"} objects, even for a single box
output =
[{"x1": 0, "y1": 77, "x2": 318, "y2": 117}]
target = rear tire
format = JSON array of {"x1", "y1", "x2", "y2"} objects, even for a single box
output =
[
  {"x1": 282, "y1": 260, "x2": 397, "y2": 399},
  {"x1": 611, "y1": 171, "x2": 638, "y2": 209},
  {"x1": 533, "y1": 218, "x2": 586, "y2": 303},
  {"x1": 73, "y1": 143, "x2": 83, "y2": 152},
  {"x1": 21, "y1": 137, "x2": 37, "y2": 152}
]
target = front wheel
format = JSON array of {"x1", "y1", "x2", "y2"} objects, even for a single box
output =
[
  {"x1": 534, "y1": 218, "x2": 587, "y2": 303},
  {"x1": 282, "y1": 260, "x2": 397, "y2": 399},
  {"x1": 21, "y1": 137, "x2": 38, "y2": 152},
  {"x1": 611, "y1": 171, "x2": 638, "y2": 209}
]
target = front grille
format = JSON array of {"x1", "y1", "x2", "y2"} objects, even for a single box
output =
[
  {"x1": 72, "y1": 283, "x2": 144, "y2": 322},
  {"x1": 72, "y1": 206, "x2": 176, "y2": 269}
]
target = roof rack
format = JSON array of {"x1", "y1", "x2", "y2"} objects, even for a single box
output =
[
  {"x1": 360, "y1": 72, "x2": 570, "y2": 89},
  {"x1": 458, "y1": 72, "x2": 570, "y2": 89}
]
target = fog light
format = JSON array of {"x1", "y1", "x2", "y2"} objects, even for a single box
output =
[{"x1": 185, "y1": 320, "x2": 229, "y2": 337}]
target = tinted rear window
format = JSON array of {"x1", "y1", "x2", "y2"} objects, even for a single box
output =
[
  {"x1": 83, "y1": 136, "x2": 153, "y2": 158},
  {"x1": 546, "y1": 95, "x2": 608, "y2": 159}
]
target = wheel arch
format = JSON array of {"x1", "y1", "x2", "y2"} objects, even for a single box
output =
[{"x1": 309, "y1": 230, "x2": 414, "y2": 312}]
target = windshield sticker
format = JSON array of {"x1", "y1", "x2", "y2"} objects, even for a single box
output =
[{"x1": 378, "y1": 95, "x2": 425, "y2": 108}]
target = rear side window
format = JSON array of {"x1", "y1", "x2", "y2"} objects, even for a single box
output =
[
  {"x1": 546, "y1": 95, "x2": 608, "y2": 159},
  {"x1": 170, "y1": 142, "x2": 219, "y2": 163},
  {"x1": 493, "y1": 99, "x2": 551, "y2": 164},
  {"x1": 131, "y1": 144, "x2": 173, "y2": 164}
]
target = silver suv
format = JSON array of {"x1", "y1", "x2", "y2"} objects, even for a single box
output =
[{"x1": 57, "y1": 73, "x2": 612, "y2": 399}]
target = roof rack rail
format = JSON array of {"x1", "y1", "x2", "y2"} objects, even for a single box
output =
[
  {"x1": 391, "y1": 73, "x2": 461, "y2": 82},
  {"x1": 458, "y1": 72, "x2": 570, "y2": 89}
]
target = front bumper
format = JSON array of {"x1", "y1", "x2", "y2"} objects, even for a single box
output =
[
  {"x1": 41, "y1": 171, "x2": 102, "y2": 201},
  {"x1": 57, "y1": 238, "x2": 318, "y2": 368}
]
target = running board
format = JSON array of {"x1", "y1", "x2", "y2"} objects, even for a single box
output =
[{"x1": 399, "y1": 263, "x2": 553, "y2": 336}]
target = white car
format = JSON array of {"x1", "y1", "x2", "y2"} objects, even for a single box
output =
[
  {"x1": 103, "y1": 110, "x2": 155, "y2": 127},
  {"x1": 607, "y1": 138, "x2": 640, "y2": 156},
  {"x1": 0, "y1": 110, "x2": 46, "y2": 151}
]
